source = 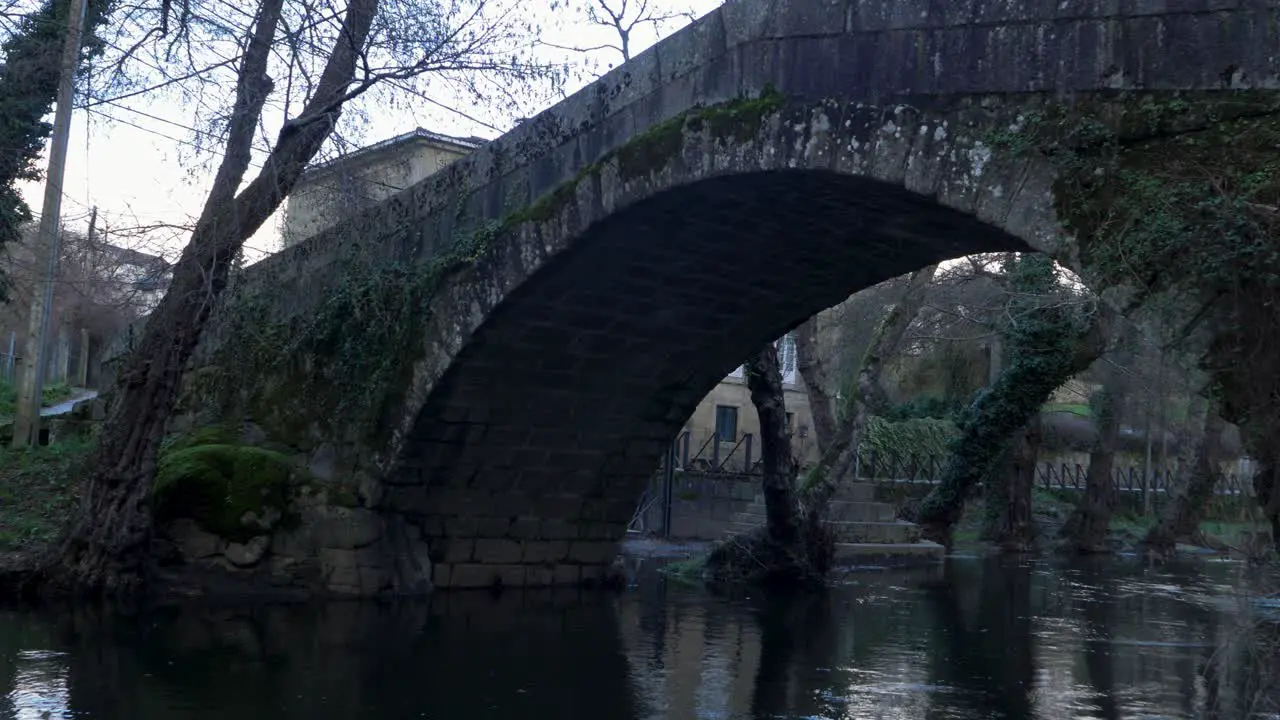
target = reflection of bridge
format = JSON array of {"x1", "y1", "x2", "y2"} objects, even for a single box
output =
[{"x1": 0, "y1": 559, "x2": 1272, "y2": 717}]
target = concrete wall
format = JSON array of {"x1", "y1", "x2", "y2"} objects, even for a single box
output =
[
  {"x1": 282, "y1": 138, "x2": 473, "y2": 248},
  {"x1": 635, "y1": 472, "x2": 758, "y2": 540},
  {"x1": 682, "y1": 373, "x2": 820, "y2": 470}
]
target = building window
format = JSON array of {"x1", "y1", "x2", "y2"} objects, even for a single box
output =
[
  {"x1": 785, "y1": 412, "x2": 795, "y2": 432},
  {"x1": 715, "y1": 405, "x2": 739, "y2": 442}
]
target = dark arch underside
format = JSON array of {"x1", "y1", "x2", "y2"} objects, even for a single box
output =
[{"x1": 385, "y1": 169, "x2": 1029, "y2": 587}]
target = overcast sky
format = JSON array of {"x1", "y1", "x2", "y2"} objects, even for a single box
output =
[{"x1": 15, "y1": 0, "x2": 722, "y2": 264}]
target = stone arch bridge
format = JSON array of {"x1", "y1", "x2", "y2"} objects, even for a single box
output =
[{"x1": 171, "y1": 0, "x2": 1280, "y2": 594}]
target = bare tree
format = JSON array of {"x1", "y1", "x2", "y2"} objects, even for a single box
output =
[
  {"x1": 807, "y1": 265, "x2": 938, "y2": 502},
  {"x1": 793, "y1": 316, "x2": 835, "y2": 453},
  {"x1": 27, "y1": 0, "x2": 561, "y2": 595},
  {"x1": 544, "y1": 0, "x2": 694, "y2": 67}
]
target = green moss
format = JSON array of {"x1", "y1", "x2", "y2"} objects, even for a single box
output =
[
  {"x1": 615, "y1": 113, "x2": 688, "y2": 179},
  {"x1": 695, "y1": 85, "x2": 786, "y2": 142},
  {"x1": 519, "y1": 85, "x2": 788, "y2": 220},
  {"x1": 153, "y1": 443, "x2": 297, "y2": 542}
]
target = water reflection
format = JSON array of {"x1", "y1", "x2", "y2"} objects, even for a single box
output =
[{"x1": 0, "y1": 557, "x2": 1273, "y2": 719}]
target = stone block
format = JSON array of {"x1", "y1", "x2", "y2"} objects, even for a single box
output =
[
  {"x1": 581, "y1": 521, "x2": 625, "y2": 540},
  {"x1": 566, "y1": 541, "x2": 619, "y2": 565},
  {"x1": 539, "y1": 519, "x2": 581, "y2": 540},
  {"x1": 318, "y1": 548, "x2": 361, "y2": 590},
  {"x1": 432, "y1": 563, "x2": 453, "y2": 588},
  {"x1": 441, "y1": 538, "x2": 475, "y2": 563},
  {"x1": 444, "y1": 516, "x2": 480, "y2": 537},
  {"x1": 306, "y1": 506, "x2": 383, "y2": 550},
  {"x1": 449, "y1": 563, "x2": 499, "y2": 589},
  {"x1": 420, "y1": 514, "x2": 445, "y2": 536},
  {"x1": 224, "y1": 536, "x2": 270, "y2": 567},
  {"x1": 167, "y1": 519, "x2": 225, "y2": 560},
  {"x1": 474, "y1": 538, "x2": 523, "y2": 564},
  {"x1": 521, "y1": 540, "x2": 569, "y2": 564},
  {"x1": 552, "y1": 564, "x2": 581, "y2": 585},
  {"x1": 507, "y1": 517, "x2": 541, "y2": 538},
  {"x1": 490, "y1": 564, "x2": 527, "y2": 588},
  {"x1": 524, "y1": 565, "x2": 555, "y2": 587},
  {"x1": 476, "y1": 516, "x2": 513, "y2": 537}
]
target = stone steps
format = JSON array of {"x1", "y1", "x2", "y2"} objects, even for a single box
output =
[
  {"x1": 833, "y1": 541, "x2": 946, "y2": 565},
  {"x1": 733, "y1": 499, "x2": 896, "y2": 523},
  {"x1": 723, "y1": 482, "x2": 942, "y2": 567},
  {"x1": 726, "y1": 519, "x2": 920, "y2": 544}
]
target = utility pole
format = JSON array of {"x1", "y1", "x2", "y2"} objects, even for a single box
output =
[{"x1": 11, "y1": 0, "x2": 89, "y2": 448}]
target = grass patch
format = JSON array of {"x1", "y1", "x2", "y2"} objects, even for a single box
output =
[
  {"x1": 0, "y1": 436, "x2": 92, "y2": 551},
  {"x1": 1042, "y1": 402, "x2": 1092, "y2": 417},
  {"x1": 0, "y1": 380, "x2": 78, "y2": 417},
  {"x1": 659, "y1": 555, "x2": 707, "y2": 585}
]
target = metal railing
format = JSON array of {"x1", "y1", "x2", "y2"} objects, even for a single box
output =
[{"x1": 848, "y1": 450, "x2": 1255, "y2": 497}]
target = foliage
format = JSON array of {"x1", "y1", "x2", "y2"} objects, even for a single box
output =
[
  {"x1": 0, "y1": 435, "x2": 92, "y2": 550},
  {"x1": 860, "y1": 416, "x2": 958, "y2": 458},
  {"x1": 0, "y1": 0, "x2": 114, "y2": 301},
  {"x1": 152, "y1": 442, "x2": 297, "y2": 542},
  {"x1": 997, "y1": 93, "x2": 1280, "y2": 438},
  {"x1": 1005, "y1": 93, "x2": 1280, "y2": 545},
  {"x1": 881, "y1": 396, "x2": 964, "y2": 422},
  {"x1": 915, "y1": 253, "x2": 1105, "y2": 537},
  {"x1": 218, "y1": 217, "x2": 505, "y2": 443}
]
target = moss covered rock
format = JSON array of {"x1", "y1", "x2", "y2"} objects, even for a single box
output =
[{"x1": 154, "y1": 443, "x2": 299, "y2": 543}]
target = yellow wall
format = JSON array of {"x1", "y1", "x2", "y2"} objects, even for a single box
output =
[
  {"x1": 282, "y1": 138, "x2": 472, "y2": 248},
  {"x1": 679, "y1": 336, "x2": 822, "y2": 469}
]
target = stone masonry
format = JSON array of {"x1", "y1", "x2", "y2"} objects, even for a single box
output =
[{"x1": 171, "y1": 0, "x2": 1280, "y2": 593}]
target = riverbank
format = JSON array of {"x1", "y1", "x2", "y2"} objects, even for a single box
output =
[{"x1": 0, "y1": 436, "x2": 89, "y2": 553}]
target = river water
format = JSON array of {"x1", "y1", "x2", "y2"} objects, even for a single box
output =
[{"x1": 0, "y1": 555, "x2": 1276, "y2": 719}]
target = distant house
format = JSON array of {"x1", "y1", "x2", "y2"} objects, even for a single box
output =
[
  {"x1": 281, "y1": 128, "x2": 486, "y2": 248},
  {"x1": 677, "y1": 333, "x2": 821, "y2": 472},
  {"x1": 1, "y1": 226, "x2": 170, "y2": 388}
]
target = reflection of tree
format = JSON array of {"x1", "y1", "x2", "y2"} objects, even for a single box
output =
[
  {"x1": 921, "y1": 558, "x2": 1036, "y2": 720},
  {"x1": 1070, "y1": 558, "x2": 1120, "y2": 720},
  {"x1": 747, "y1": 593, "x2": 839, "y2": 719}
]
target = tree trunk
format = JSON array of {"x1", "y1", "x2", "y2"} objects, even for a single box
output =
[
  {"x1": 1061, "y1": 362, "x2": 1127, "y2": 554},
  {"x1": 983, "y1": 419, "x2": 1040, "y2": 552},
  {"x1": 1253, "y1": 457, "x2": 1280, "y2": 554},
  {"x1": 1144, "y1": 399, "x2": 1225, "y2": 554},
  {"x1": 915, "y1": 303, "x2": 1112, "y2": 546},
  {"x1": 805, "y1": 265, "x2": 937, "y2": 505},
  {"x1": 793, "y1": 315, "x2": 836, "y2": 454},
  {"x1": 744, "y1": 344, "x2": 802, "y2": 547},
  {"x1": 38, "y1": 0, "x2": 380, "y2": 597}
]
